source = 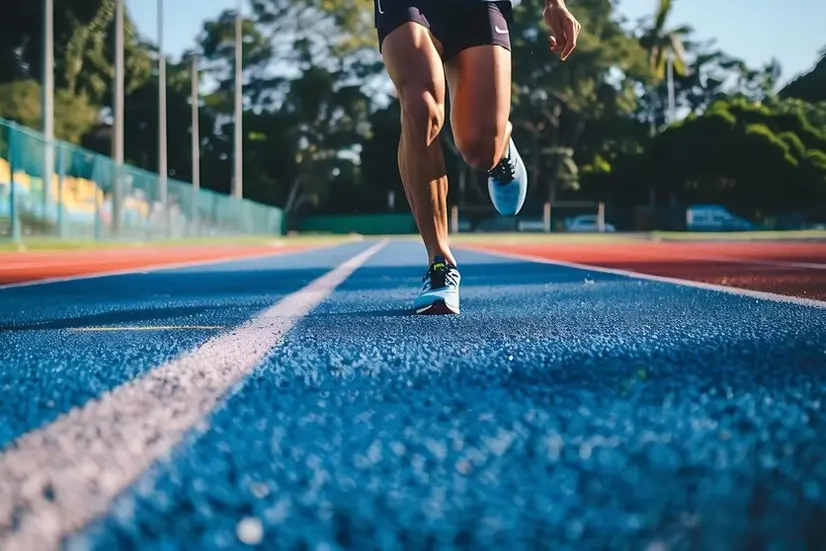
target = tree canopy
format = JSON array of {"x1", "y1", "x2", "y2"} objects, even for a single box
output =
[{"x1": 1, "y1": 0, "x2": 824, "y2": 228}]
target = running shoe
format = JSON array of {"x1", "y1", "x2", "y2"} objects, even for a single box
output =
[
  {"x1": 487, "y1": 136, "x2": 528, "y2": 216},
  {"x1": 413, "y1": 256, "x2": 460, "y2": 315}
]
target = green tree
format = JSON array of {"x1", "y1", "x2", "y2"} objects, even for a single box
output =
[
  {"x1": 507, "y1": 0, "x2": 649, "y2": 206},
  {"x1": 647, "y1": 97, "x2": 826, "y2": 217},
  {"x1": 0, "y1": 80, "x2": 99, "y2": 143},
  {"x1": 638, "y1": 0, "x2": 692, "y2": 128},
  {"x1": 780, "y1": 47, "x2": 826, "y2": 103},
  {"x1": 0, "y1": 0, "x2": 152, "y2": 105}
]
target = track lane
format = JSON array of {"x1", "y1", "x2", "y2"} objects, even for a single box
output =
[
  {"x1": 67, "y1": 241, "x2": 826, "y2": 550},
  {"x1": 0, "y1": 242, "x2": 376, "y2": 454},
  {"x1": 0, "y1": 245, "x2": 315, "y2": 286},
  {"x1": 466, "y1": 241, "x2": 826, "y2": 301}
]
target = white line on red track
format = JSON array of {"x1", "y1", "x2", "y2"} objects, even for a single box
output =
[{"x1": 462, "y1": 245, "x2": 826, "y2": 309}]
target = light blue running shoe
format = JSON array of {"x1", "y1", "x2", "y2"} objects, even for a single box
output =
[
  {"x1": 413, "y1": 256, "x2": 460, "y2": 315},
  {"x1": 487, "y1": 136, "x2": 528, "y2": 216}
]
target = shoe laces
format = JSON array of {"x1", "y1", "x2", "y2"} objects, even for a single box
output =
[
  {"x1": 423, "y1": 259, "x2": 459, "y2": 290},
  {"x1": 489, "y1": 152, "x2": 516, "y2": 183}
]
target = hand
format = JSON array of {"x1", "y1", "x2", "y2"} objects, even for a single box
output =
[{"x1": 543, "y1": 0, "x2": 581, "y2": 61}]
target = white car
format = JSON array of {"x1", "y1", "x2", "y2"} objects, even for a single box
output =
[
  {"x1": 564, "y1": 214, "x2": 615, "y2": 233},
  {"x1": 686, "y1": 205, "x2": 754, "y2": 231}
]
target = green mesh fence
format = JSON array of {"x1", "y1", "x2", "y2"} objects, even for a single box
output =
[{"x1": 0, "y1": 118, "x2": 284, "y2": 241}]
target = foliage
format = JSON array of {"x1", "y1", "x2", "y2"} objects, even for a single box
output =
[
  {"x1": 645, "y1": 97, "x2": 826, "y2": 216},
  {"x1": 780, "y1": 47, "x2": 826, "y2": 103},
  {"x1": 0, "y1": 80, "x2": 99, "y2": 143},
  {"x1": 1, "y1": 0, "x2": 824, "y2": 224}
]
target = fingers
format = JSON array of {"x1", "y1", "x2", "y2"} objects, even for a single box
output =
[
  {"x1": 559, "y1": 16, "x2": 581, "y2": 61},
  {"x1": 545, "y1": 8, "x2": 582, "y2": 62},
  {"x1": 546, "y1": 13, "x2": 564, "y2": 53}
]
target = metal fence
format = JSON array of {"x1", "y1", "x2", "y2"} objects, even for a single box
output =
[{"x1": 0, "y1": 119, "x2": 284, "y2": 241}]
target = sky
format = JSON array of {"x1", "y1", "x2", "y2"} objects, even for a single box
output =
[{"x1": 126, "y1": 0, "x2": 825, "y2": 87}]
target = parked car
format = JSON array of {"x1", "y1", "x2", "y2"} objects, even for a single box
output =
[
  {"x1": 563, "y1": 214, "x2": 616, "y2": 233},
  {"x1": 516, "y1": 219, "x2": 547, "y2": 232},
  {"x1": 686, "y1": 204, "x2": 754, "y2": 231}
]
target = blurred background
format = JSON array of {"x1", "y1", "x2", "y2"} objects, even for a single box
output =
[{"x1": 0, "y1": 0, "x2": 824, "y2": 242}]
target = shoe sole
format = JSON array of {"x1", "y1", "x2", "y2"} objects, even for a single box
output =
[{"x1": 415, "y1": 299, "x2": 460, "y2": 315}]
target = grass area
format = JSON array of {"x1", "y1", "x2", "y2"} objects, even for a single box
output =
[
  {"x1": 0, "y1": 234, "x2": 362, "y2": 252},
  {"x1": 4, "y1": 228, "x2": 825, "y2": 252}
]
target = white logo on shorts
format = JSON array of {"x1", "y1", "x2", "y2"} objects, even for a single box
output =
[
  {"x1": 494, "y1": 25, "x2": 509, "y2": 34},
  {"x1": 377, "y1": 0, "x2": 385, "y2": 14}
]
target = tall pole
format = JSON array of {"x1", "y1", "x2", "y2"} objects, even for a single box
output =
[
  {"x1": 232, "y1": 0, "x2": 243, "y2": 200},
  {"x1": 191, "y1": 55, "x2": 200, "y2": 232},
  {"x1": 666, "y1": 50, "x2": 676, "y2": 124},
  {"x1": 158, "y1": 0, "x2": 169, "y2": 235},
  {"x1": 43, "y1": 0, "x2": 54, "y2": 222},
  {"x1": 113, "y1": 0, "x2": 125, "y2": 236}
]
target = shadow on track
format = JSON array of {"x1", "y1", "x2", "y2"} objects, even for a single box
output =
[{"x1": 0, "y1": 305, "x2": 227, "y2": 331}]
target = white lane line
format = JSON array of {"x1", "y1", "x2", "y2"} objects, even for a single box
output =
[
  {"x1": 0, "y1": 243, "x2": 345, "y2": 291},
  {"x1": 0, "y1": 240, "x2": 386, "y2": 551},
  {"x1": 68, "y1": 325, "x2": 225, "y2": 332},
  {"x1": 461, "y1": 246, "x2": 826, "y2": 310}
]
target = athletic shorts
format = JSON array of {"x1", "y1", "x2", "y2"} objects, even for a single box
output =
[{"x1": 374, "y1": 0, "x2": 513, "y2": 60}]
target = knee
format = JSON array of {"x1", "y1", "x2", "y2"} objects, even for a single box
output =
[
  {"x1": 455, "y1": 126, "x2": 503, "y2": 171},
  {"x1": 398, "y1": 86, "x2": 445, "y2": 147}
]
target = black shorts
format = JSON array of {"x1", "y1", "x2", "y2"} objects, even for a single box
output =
[{"x1": 374, "y1": 0, "x2": 513, "y2": 60}]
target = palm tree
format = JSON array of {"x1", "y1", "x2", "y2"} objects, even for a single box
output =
[
  {"x1": 639, "y1": 0, "x2": 692, "y2": 127},
  {"x1": 637, "y1": 0, "x2": 691, "y2": 208}
]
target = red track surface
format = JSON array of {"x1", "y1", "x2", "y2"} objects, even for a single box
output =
[
  {"x1": 0, "y1": 245, "x2": 308, "y2": 286},
  {"x1": 468, "y1": 240, "x2": 826, "y2": 301}
]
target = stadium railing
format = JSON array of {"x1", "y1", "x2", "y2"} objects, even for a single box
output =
[
  {"x1": 0, "y1": 119, "x2": 285, "y2": 242},
  {"x1": 449, "y1": 201, "x2": 608, "y2": 233}
]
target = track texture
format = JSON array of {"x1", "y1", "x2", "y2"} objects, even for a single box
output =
[
  {"x1": 0, "y1": 245, "x2": 303, "y2": 286},
  {"x1": 0, "y1": 244, "x2": 365, "y2": 452},
  {"x1": 469, "y1": 241, "x2": 826, "y2": 301},
  {"x1": 10, "y1": 241, "x2": 814, "y2": 551}
]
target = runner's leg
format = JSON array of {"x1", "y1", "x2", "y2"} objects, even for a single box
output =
[
  {"x1": 380, "y1": 20, "x2": 454, "y2": 266},
  {"x1": 444, "y1": 1, "x2": 529, "y2": 216}
]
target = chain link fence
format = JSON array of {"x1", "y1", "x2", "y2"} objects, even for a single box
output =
[{"x1": 0, "y1": 119, "x2": 284, "y2": 241}]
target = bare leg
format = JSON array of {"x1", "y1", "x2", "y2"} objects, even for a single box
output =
[
  {"x1": 445, "y1": 44, "x2": 513, "y2": 171},
  {"x1": 382, "y1": 23, "x2": 456, "y2": 266}
]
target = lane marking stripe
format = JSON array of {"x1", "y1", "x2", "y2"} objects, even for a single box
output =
[
  {"x1": 0, "y1": 240, "x2": 386, "y2": 550},
  {"x1": 461, "y1": 245, "x2": 826, "y2": 309},
  {"x1": 68, "y1": 326, "x2": 225, "y2": 332}
]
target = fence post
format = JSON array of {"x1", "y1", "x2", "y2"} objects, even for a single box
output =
[
  {"x1": 8, "y1": 123, "x2": 20, "y2": 243},
  {"x1": 56, "y1": 144, "x2": 65, "y2": 238},
  {"x1": 112, "y1": 162, "x2": 121, "y2": 239},
  {"x1": 597, "y1": 202, "x2": 606, "y2": 233},
  {"x1": 450, "y1": 205, "x2": 459, "y2": 234},
  {"x1": 93, "y1": 156, "x2": 102, "y2": 241},
  {"x1": 543, "y1": 202, "x2": 552, "y2": 233}
]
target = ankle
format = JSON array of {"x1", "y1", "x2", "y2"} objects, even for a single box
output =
[{"x1": 429, "y1": 252, "x2": 456, "y2": 267}]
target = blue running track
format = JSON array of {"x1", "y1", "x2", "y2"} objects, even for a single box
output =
[{"x1": 1, "y1": 239, "x2": 825, "y2": 550}]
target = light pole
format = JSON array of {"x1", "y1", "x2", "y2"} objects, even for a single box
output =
[
  {"x1": 233, "y1": 0, "x2": 243, "y2": 200},
  {"x1": 158, "y1": 0, "x2": 169, "y2": 235},
  {"x1": 191, "y1": 54, "x2": 200, "y2": 233},
  {"x1": 113, "y1": 0, "x2": 125, "y2": 236},
  {"x1": 42, "y1": 0, "x2": 54, "y2": 221}
]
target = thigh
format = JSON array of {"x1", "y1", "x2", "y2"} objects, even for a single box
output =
[
  {"x1": 444, "y1": 2, "x2": 513, "y2": 152},
  {"x1": 379, "y1": 18, "x2": 446, "y2": 109}
]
